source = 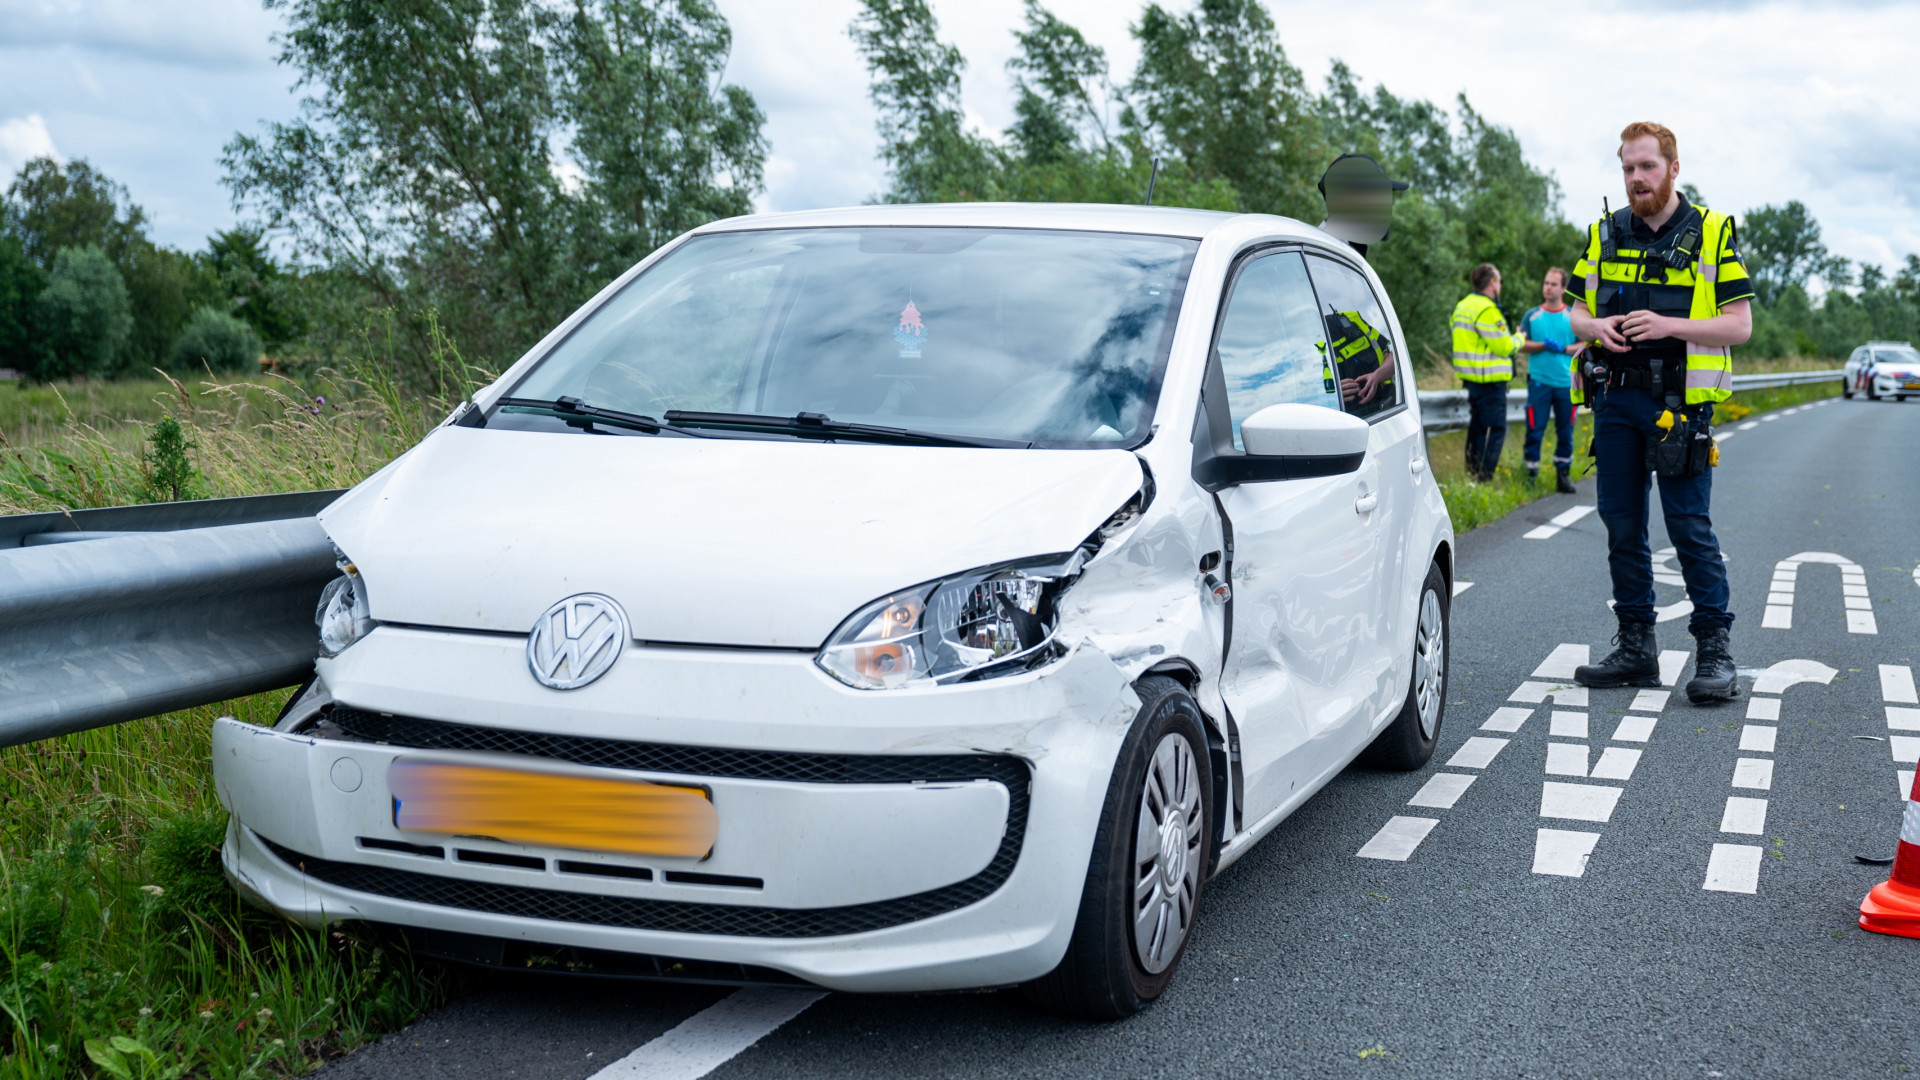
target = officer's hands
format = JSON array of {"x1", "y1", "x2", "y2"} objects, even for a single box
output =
[
  {"x1": 1592, "y1": 315, "x2": 1632, "y2": 352},
  {"x1": 1620, "y1": 310, "x2": 1680, "y2": 342}
]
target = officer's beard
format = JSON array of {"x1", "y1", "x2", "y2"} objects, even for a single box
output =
[{"x1": 1628, "y1": 173, "x2": 1675, "y2": 218}]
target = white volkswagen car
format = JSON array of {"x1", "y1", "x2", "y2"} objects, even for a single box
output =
[
  {"x1": 1843, "y1": 340, "x2": 1920, "y2": 401},
  {"x1": 213, "y1": 202, "x2": 1454, "y2": 1018}
]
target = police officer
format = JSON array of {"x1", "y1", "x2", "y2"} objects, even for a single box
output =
[
  {"x1": 1567, "y1": 122, "x2": 1754, "y2": 704},
  {"x1": 1451, "y1": 264, "x2": 1524, "y2": 480},
  {"x1": 1325, "y1": 307, "x2": 1395, "y2": 419}
]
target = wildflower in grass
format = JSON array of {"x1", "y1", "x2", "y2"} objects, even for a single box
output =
[
  {"x1": 257, "y1": 1007, "x2": 274, "y2": 1020},
  {"x1": 139, "y1": 883, "x2": 164, "y2": 896},
  {"x1": 199, "y1": 1011, "x2": 215, "y2": 1020},
  {"x1": 139, "y1": 1006, "x2": 153, "y2": 1017}
]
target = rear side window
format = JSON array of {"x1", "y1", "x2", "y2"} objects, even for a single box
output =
[
  {"x1": 1215, "y1": 251, "x2": 1337, "y2": 449},
  {"x1": 1305, "y1": 255, "x2": 1401, "y2": 420}
]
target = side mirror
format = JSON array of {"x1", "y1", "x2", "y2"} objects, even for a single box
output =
[
  {"x1": 1242, "y1": 403, "x2": 1370, "y2": 459},
  {"x1": 1193, "y1": 403, "x2": 1369, "y2": 490}
]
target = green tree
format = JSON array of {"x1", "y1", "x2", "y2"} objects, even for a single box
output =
[
  {"x1": 551, "y1": 0, "x2": 767, "y2": 276},
  {"x1": 0, "y1": 232, "x2": 44, "y2": 374},
  {"x1": 1741, "y1": 201, "x2": 1828, "y2": 306},
  {"x1": 1129, "y1": 0, "x2": 1325, "y2": 220},
  {"x1": 171, "y1": 305, "x2": 263, "y2": 373},
  {"x1": 204, "y1": 226, "x2": 306, "y2": 346},
  {"x1": 33, "y1": 245, "x2": 133, "y2": 380},
  {"x1": 850, "y1": 0, "x2": 1000, "y2": 202}
]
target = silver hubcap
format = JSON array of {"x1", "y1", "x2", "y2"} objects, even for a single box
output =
[
  {"x1": 1133, "y1": 733, "x2": 1203, "y2": 975},
  {"x1": 1414, "y1": 586, "x2": 1445, "y2": 740}
]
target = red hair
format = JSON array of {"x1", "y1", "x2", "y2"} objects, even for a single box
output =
[{"x1": 1618, "y1": 122, "x2": 1678, "y2": 164}]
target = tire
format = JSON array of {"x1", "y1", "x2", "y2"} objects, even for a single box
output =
[
  {"x1": 1024, "y1": 675, "x2": 1213, "y2": 1020},
  {"x1": 1842, "y1": 379, "x2": 1853, "y2": 399},
  {"x1": 1358, "y1": 560, "x2": 1449, "y2": 770},
  {"x1": 1867, "y1": 380, "x2": 1879, "y2": 401}
]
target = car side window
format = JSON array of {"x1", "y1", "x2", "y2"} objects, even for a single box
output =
[
  {"x1": 1215, "y1": 251, "x2": 1337, "y2": 449},
  {"x1": 1304, "y1": 254, "x2": 1401, "y2": 421}
]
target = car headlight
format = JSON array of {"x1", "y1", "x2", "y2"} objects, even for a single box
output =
[
  {"x1": 817, "y1": 555, "x2": 1082, "y2": 690},
  {"x1": 315, "y1": 560, "x2": 375, "y2": 657}
]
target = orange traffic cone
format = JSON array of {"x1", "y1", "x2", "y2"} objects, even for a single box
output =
[{"x1": 1860, "y1": 772, "x2": 1920, "y2": 937}]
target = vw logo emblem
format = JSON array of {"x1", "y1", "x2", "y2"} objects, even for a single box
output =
[{"x1": 526, "y1": 594, "x2": 629, "y2": 690}]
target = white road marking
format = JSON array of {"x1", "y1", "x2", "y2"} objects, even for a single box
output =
[
  {"x1": 1524, "y1": 504, "x2": 1596, "y2": 540},
  {"x1": 589, "y1": 988, "x2": 827, "y2": 1080},
  {"x1": 1891, "y1": 737, "x2": 1920, "y2": 765},
  {"x1": 1716, "y1": 430, "x2": 1735, "y2": 442},
  {"x1": 1532, "y1": 643, "x2": 1590, "y2": 680},
  {"x1": 1546, "y1": 743, "x2": 1590, "y2": 777},
  {"x1": 1629, "y1": 689, "x2": 1671, "y2": 712},
  {"x1": 1764, "y1": 552, "x2": 1877, "y2": 634},
  {"x1": 1452, "y1": 580, "x2": 1475, "y2": 597},
  {"x1": 1737, "y1": 420, "x2": 1760, "y2": 430},
  {"x1": 1902, "y1": 770, "x2": 1916, "y2": 802},
  {"x1": 1510, "y1": 681, "x2": 1589, "y2": 706},
  {"x1": 1407, "y1": 772, "x2": 1478, "y2": 809},
  {"x1": 1549, "y1": 711, "x2": 1589, "y2": 738},
  {"x1": 1720, "y1": 797, "x2": 1768, "y2": 835},
  {"x1": 1610, "y1": 716, "x2": 1657, "y2": 742},
  {"x1": 1746, "y1": 697, "x2": 1781, "y2": 721},
  {"x1": 1446, "y1": 737, "x2": 1510, "y2": 769},
  {"x1": 1888, "y1": 707, "x2": 1920, "y2": 732},
  {"x1": 1589, "y1": 747, "x2": 1643, "y2": 781},
  {"x1": 1532, "y1": 829, "x2": 1601, "y2": 877},
  {"x1": 1357, "y1": 816, "x2": 1440, "y2": 860},
  {"x1": 1739, "y1": 725, "x2": 1777, "y2": 753},
  {"x1": 1760, "y1": 413, "x2": 1781, "y2": 421},
  {"x1": 1751, "y1": 658, "x2": 1838, "y2": 694},
  {"x1": 1659, "y1": 650, "x2": 1689, "y2": 687},
  {"x1": 1539, "y1": 781, "x2": 1625, "y2": 823},
  {"x1": 1654, "y1": 599, "x2": 1694, "y2": 623},
  {"x1": 1703, "y1": 844, "x2": 1763, "y2": 893},
  {"x1": 1885, "y1": 665, "x2": 1920, "y2": 704},
  {"x1": 1480, "y1": 707, "x2": 1532, "y2": 733},
  {"x1": 1731, "y1": 758, "x2": 1774, "y2": 790}
]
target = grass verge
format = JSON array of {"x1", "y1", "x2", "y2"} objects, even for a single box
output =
[{"x1": 1431, "y1": 377, "x2": 1843, "y2": 533}]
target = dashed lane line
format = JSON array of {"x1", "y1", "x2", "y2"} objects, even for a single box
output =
[
  {"x1": 1540, "y1": 781, "x2": 1625, "y2": 823},
  {"x1": 1524, "y1": 504, "x2": 1596, "y2": 540},
  {"x1": 1356, "y1": 816, "x2": 1440, "y2": 861},
  {"x1": 1407, "y1": 773, "x2": 1477, "y2": 809},
  {"x1": 1704, "y1": 844, "x2": 1764, "y2": 893},
  {"x1": 1532, "y1": 644, "x2": 1588, "y2": 680},
  {"x1": 1883, "y1": 665, "x2": 1919, "y2": 705},
  {"x1": 1453, "y1": 580, "x2": 1475, "y2": 597},
  {"x1": 1659, "y1": 650, "x2": 1688, "y2": 687},
  {"x1": 1704, "y1": 659, "x2": 1837, "y2": 894},
  {"x1": 1533, "y1": 829, "x2": 1600, "y2": 877},
  {"x1": 1445, "y1": 737, "x2": 1510, "y2": 769},
  {"x1": 587, "y1": 988, "x2": 827, "y2": 1080}
]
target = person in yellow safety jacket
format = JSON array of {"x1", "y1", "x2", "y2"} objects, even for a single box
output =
[
  {"x1": 1450, "y1": 263, "x2": 1526, "y2": 480},
  {"x1": 1324, "y1": 308, "x2": 1395, "y2": 419},
  {"x1": 1566, "y1": 121, "x2": 1755, "y2": 707}
]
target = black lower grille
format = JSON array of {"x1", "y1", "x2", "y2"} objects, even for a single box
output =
[
  {"x1": 276, "y1": 708, "x2": 1032, "y2": 938},
  {"x1": 323, "y1": 706, "x2": 1015, "y2": 786}
]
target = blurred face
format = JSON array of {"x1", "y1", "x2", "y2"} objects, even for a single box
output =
[
  {"x1": 1620, "y1": 135, "x2": 1678, "y2": 217},
  {"x1": 1485, "y1": 271, "x2": 1502, "y2": 300},
  {"x1": 1542, "y1": 271, "x2": 1565, "y2": 305}
]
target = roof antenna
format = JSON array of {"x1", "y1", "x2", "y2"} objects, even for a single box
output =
[{"x1": 1143, "y1": 156, "x2": 1161, "y2": 206}]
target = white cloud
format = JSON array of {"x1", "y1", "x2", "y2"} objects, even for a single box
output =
[
  {"x1": 0, "y1": 114, "x2": 61, "y2": 176},
  {"x1": 0, "y1": 0, "x2": 281, "y2": 69}
]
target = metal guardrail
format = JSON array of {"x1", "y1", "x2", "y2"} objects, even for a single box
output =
[
  {"x1": 0, "y1": 490, "x2": 343, "y2": 747},
  {"x1": 1417, "y1": 369, "x2": 1843, "y2": 432}
]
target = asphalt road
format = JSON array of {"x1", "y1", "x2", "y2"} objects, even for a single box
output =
[{"x1": 322, "y1": 393, "x2": 1920, "y2": 1080}]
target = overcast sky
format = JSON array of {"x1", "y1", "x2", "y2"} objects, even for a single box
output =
[{"x1": 3, "y1": 0, "x2": 1914, "y2": 277}]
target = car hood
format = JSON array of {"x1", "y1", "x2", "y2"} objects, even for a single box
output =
[
  {"x1": 1872, "y1": 363, "x2": 1920, "y2": 378},
  {"x1": 321, "y1": 426, "x2": 1145, "y2": 648}
]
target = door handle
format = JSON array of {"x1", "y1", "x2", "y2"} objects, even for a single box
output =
[
  {"x1": 1355, "y1": 492, "x2": 1378, "y2": 515},
  {"x1": 1410, "y1": 457, "x2": 1427, "y2": 475}
]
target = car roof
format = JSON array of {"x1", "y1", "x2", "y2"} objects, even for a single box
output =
[{"x1": 691, "y1": 202, "x2": 1319, "y2": 242}]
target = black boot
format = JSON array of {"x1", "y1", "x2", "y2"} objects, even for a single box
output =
[
  {"x1": 1575, "y1": 618, "x2": 1661, "y2": 688},
  {"x1": 1686, "y1": 626, "x2": 1739, "y2": 704},
  {"x1": 1527, "y1": 462, "x2": 1540, "y2": 483},
  {"x1": 1556, "y1": 463, "x2": 1576, "y2": 494}
]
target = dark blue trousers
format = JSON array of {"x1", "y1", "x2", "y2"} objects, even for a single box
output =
[
  {"x1": 1463, "y1": 381, "x2": 1509, "y2": 479},
  {"x1": 1592, "y1": 386, "x2": 1732, "y2": 635},
  {"x1": 1524, "y1": 383, "x2": 1576, "y2": 467}
]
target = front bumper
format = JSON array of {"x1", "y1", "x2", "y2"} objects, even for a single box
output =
[{"x1": 215, "y1": 626, "x2": 1139, "y2": 992}]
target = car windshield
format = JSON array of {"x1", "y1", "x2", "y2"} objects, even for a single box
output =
[
  {"x1": 1872, "y1": 347, "x2": 1920, "y2": 366},
  {"x1": 500, "y1": 227, "x2": 1197, "y2": 446}
]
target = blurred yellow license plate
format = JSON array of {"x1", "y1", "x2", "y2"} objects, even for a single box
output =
[
  {"x1": 390, "y1": 759, "x2": 717, "y2": 858},
  {"x1": 1905, "y1": 380, "x2": 1920, "y2": 389}
]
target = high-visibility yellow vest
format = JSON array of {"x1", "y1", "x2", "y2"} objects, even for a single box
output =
[
  {"x1": 1450, "y1": 293, "x2": 1521, "y2": 383},
  {"x1": 1569, "y1": 204, "x2": 1751, "y2": 406}
]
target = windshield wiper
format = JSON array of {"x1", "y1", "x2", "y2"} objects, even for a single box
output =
[
  {"x1": 495, "y1": 396, "x2": 705, "y2": 437},
  {"x1": 660, "y1": 410, "x2": 1030, "y2": 449}
]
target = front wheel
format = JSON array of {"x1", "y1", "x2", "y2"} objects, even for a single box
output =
[
  {"x1": 1024, "y1": 676, "x2": 1212, "y2": 1020},
  {"x1": 1358, "y1": 560, "x2": 1450, "y2": 770}
]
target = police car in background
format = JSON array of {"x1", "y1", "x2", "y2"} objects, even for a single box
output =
[
  {"x1": 211, "y1": 165, "x2": 1453, "y2": 1019},
  {"x1": 1843, "y1": 340, "x2": 1920, "y2": 401}
]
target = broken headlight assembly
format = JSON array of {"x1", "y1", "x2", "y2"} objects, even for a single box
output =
[
  {"x1": 315, "y1": 557, "x2": 376, "y2": 657},
  {"x1": 816, "y1": 555, "x2": 1081, "y2": 690}
]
